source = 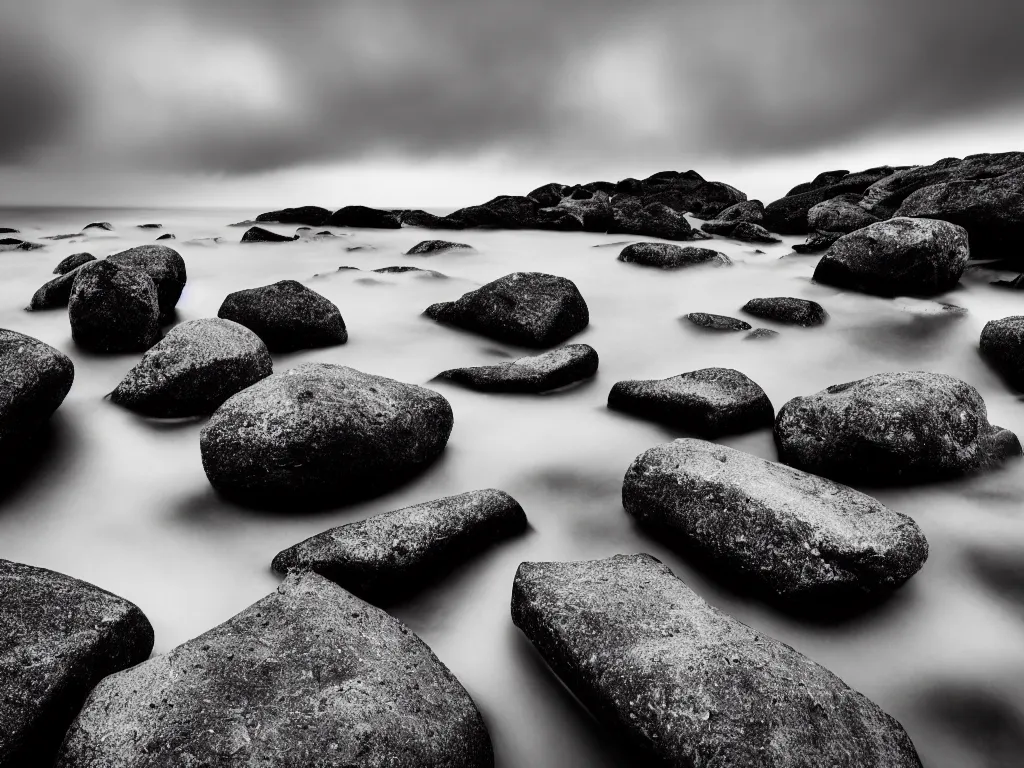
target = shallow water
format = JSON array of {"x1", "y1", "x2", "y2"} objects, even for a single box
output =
[{"x1": 3, "y1": 206, "x2": 1024, "y2": 767}]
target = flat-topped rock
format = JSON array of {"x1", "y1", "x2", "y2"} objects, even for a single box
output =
[
  {"x1": 406, "y1": 240, "x2": 474, "y2": 255},
  {"x1": 106, "y1": 244, "x2": 187, "y2": 321},
  {"x1": 981, "y1": 316, "x2": 1024, "y2": 390},
  {"x1": 0, "y1": 330, "x2": 74, "y2": 450},
  {"x1": 68, "y1": 261, "x2": 160, "y2": 353},
  {"x1": 618, "y1": 242, "x2": 729, "y2": 269},
  {"x1": 685, "y1": 312, "x2": 752, "y2": 331},
  {"x1": 53, "y1": 252, "x2": 94, "y2": 275},
  {"x1": 326, "y1": 205, "x2": 402, "y2": 228},
  {"x1": 255, "y1": 205, "x2": 331, "y2": 226},
  {"x1": 218, "y1": 279, "x2": 347, "y2": 352},
  {"x1": 437, "y1": 344, "x2": 598, "y2": 393},
  {"x1": 741, "y1": 297, "x2": 828, "y2": 326}
]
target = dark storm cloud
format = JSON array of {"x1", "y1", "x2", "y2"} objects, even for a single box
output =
[{"x1": 1, "y1": 0, "x2": 1022, "y2": 173}]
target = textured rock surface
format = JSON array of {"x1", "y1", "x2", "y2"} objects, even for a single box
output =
[
  {"x1": 793, "y1": 231, "x2": 843, "y2": 253},
  {"x1": 106, "y1": 244, "x2": 187, "y2": 321},
  {"x1": 775, "y1": 371, "x2": 1021, "y2": 483},
  {"x1": 617, "y1": 243, "x2": 730, "y2": 269},
  {"x1": 68, "y1": 261, "x2": 160, "y2": 353},
  {"x1": 622, "y1": 439, "x2": 928, "y2": 604},
  {"x1": 426, "y1": 272, "x2": 589, "y2": 348},
  {"x1": 702, "y1": 199, "x2": 765, "y2": 225},
  {"x1": 255, "y1": 205, "x2": 330, "y2": 226},
  {"x1": 437, "y1": 344, "x2": 598, "y2": 393},
  {"x1": 685, "y1": 312, "x2": 752, "y2": 331},
  {"x1": 807, "y1": 193, "x2": 881, "y2": 233},
  {"x1": 608, "y1": 367, "x2": 773, "y2": 437},
  {"x1": 273, "y1": 489, "x2": 528, "y2": 601},
  {"x1": 609, "y1": 199, "x2": 708, "y2": 241},
  {"x1": 200, "y1": 364, "x2": 454, "y2": 505},
  {"x1": 511, "y1": 554, "x2": 923, "y2": 767},
  {"x1": 0, "y1": 330, "x2": 74, "y2": 449},
  {"x1": 240, "y1": 225, "x2": 297, "y2": 243},
  {"x1": 0, "y1": 560, "x2": 153, "y2": 768},
  {"x1": 981, "y1": 316, "x2": 1024, "y2": 390},
  {"x1": 741, "y1": 297, "x2": 828, "y2": 327},
  {"x1": 326, "y1": 205, "x2": 402, "y2": 228},
  {"x1": 53, "y1": 252, "x2": 94, "y2": 275},
  {"x1": 29, "y1": 267, "x2": 86, "y2": 310},
  {"x1": 56, "y1": 571, "x2": 493, "y2": 768},
  {"x1": 218, "y1": 279, "x2": 347, "y2": 352},
  {"x1": 764, "y1": 166, "x2": 895, "y2": 234},
  {"x1": 406, "y1": 240, "x2": 474, "y2": 255},
  {"x1": 111, "y1": 318, "x2": 272, "y2": 417}
]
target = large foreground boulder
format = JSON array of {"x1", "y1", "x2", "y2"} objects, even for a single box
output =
[
  {"x1": 617, "y1": 243, "x2": 729, "y2": 269},
  {"x1": 111, "y1": 318, "x2": 272, "y2": 417},
  {"x1": 218, "y1": 279, "x2": 347, "y2": 352},
  {"x1": 106, "y1": 245, "x2": 187, "y2": 322},
  {"x1": 68, "y1": 261, "x2": 160, "y2": 353},
  {"x1": 425, "y1": 272, "x2": 589, "y2": 348},
  {"x1": 741, "y1": 297, "x2": 828, "y2": 327},
  {"x1": 608, "y1": 367, "x2": 773, "y2": 437},
  {"x1": 326, "y1": 205, "x2": 402, "y2": 228},
  {"x1": 56, "y1": 571, "x2": 493, "y2": 768},
  {"x1": 980, "y1": 316, "x2": 1024, "y2": 390},
  {"x1": 622, "y1": 440, "x2": 928, "y2": 605},
  {"x1": 437, "y1": 344, "x2": 598, "y2": 393},
  {"x1": 511, "y1": 554, "x2": 923, "y2": 766},
  {"x1": 775, "y1": 371, "x2": 1021, "y2": 484},
  {"x1": 200, "y1": 364, "x2": 454, "y2": 505},
  {"x1": 813, "y1": 217, "x2": 969, "y2": 297},
  {"x1": 273, "y1": 489, "x2": 528, "y2": 601},
  {"x1": 0, "y1": 330, "x2": 74, "y2": 450},
  {"x1": 0, "y1": 560, "x2": 153, "y2": 768}
]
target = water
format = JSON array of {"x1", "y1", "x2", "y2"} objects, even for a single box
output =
[{"x1": 3, "y1": 206, "x2": 1024, "y2": 767}]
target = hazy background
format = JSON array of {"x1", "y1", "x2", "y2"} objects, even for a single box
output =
[{"x1": 2, "y1": 0, "x2": 1022, "y2": 207}]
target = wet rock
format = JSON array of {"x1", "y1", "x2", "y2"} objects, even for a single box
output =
[
  {"x1": 807, "y1": 193, "x2": 881, "y2": 233},
  {"x1": 786, "y1": 169, "x2": 850, "y2": 197},
  {"x1": 730, "y1": 221, "x2": 782, "y2": 243},
  {"x1": 373, "y1": 266, "x2": 445, "y2": 278},
  {"x1": 106, "y1": 244, "x2": 187, "y2": 322},
  {"x1": 746, "y1": 327, "x2": 780, "y2": 340},
  {"x1": 792, "y1": 230, "x2": 843, "y2": 254},
  {"x1": 980, "y1": 316, "x2": 1024, "y2": 390},
  {"x1": 0, "y1": 238, "x2": 43, "y2": 251},
  {"x1": 53, "y1": 252, "x2": 94, "y2": 275},
  {"x1": 764, "y1": 166, "x2": 896, "y2": 234},
  {"x1": 68, "y1": 261, "x2": 160, "y2": 353},
  {"x1": 556, "y1": 192, "x2": 613, "y2": 231},
  {"x1": 536, "y1": 207, "x2": 586, "y2": 231},
  {"x1": 217, "y1": 279, "x2": 347, "y2": 352},
  {"x1": 200, "y1": 364, "x2": 453, "y2": 505},
  {"x1": 82, "y1": 222, "x2": 113, "y2": 231},
  {"x1": 272, "y1": 489, "x2": 527, "y2": 601},
  {"x1": 136, "y1": 223, "x2": 161, "y2": 229},
  {"x1": 42, "y1": 233, "x2": 82, "y2": 241},
  {"x1": 240, "y1": 225, "x2": 297, "y2": 243},
  {"x1": 511, "y1": 553, "x2": 923, "y2": 767},
  {"x1": 685, "y1": 313, "x2": 752, "y2": 331},
  {"x1": 111, "y1": 318, "x2": 272, "y2": 418},
  {"x1": 426, "y1": 272, "x2": 589, "y2": 348},
  {"x1": 610, "y1": 199, "x2": 708, "y2": 241},
  {"x1": 0, "y1": 227, "x2": 17, "y2": 234},
  {"x1": 814, "y1": 217, "x2": 969, "y2": 297},
  {"x1": 437, "y1": 344, "x2": 598, "y2": 393},
  {"x1": 398, "y1": 209, "x2": 465, "y2": 229},
  {"x1": 0, "y1": 330, "x2": 74, "y2": 450},
  {"x1": 155, "y1": 233, "x2": 174, "y2": 240},
  {"x1": 255, "y1": 205, "x2": 330, "y2": 227},
  {"x1": 741, "y1": 297, "x2": 828, "y2": 327},
  {"x1": 56, "y1": 571, "x2": 493, "y2": 768},
  {"x1": 527, "y1": 182, "x2": 568, "y2": 207},
  {"x1": 704, "y1": 199, "x2": 765, "y2": 225},
  {"x1": 28, "y1": 266, "x2": 86, "y2": 310},
  {"x1": 447, "y1": 196, "x2": 539, "y2": 229},
  {"x1": 775, "y1": 371, "x2": 1021, "y2": 484},
  {"x1": 618, "y1": 243, "x2": 730, "y2": 269},
  {"x1": 326, "y1": 205, "x2": 402, "y2": 228},
  {"x1": 406, "y1": 240, "x2": 474, "y2": 255},
  {"x1": 636, "y1": 173, "x2": 747, "y2": 218}
]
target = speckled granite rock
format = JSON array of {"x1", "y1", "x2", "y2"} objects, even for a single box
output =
[
  {"x1": 406, "y1": 240, "x2": 474, "y2": 255},
  {"x1": 0, "y1": 330, "x2": 74, "y2": 450},
  {"x1": 55, "y1": 571, "x2": 493, "y2": 768},
  {"x1": 807, "y1": 193, "x2": 881, "y2": 234},
  {"x1": 68, "y1": 261, "x2": 160, "y2": 353},
  {"x1": 980, "y1": 316, "x2": 1024, "y2": 390},
  {"x1": 437, "y1": 344, "x2": 598, "y2": 393},
  {"x1": 609, "y1": 199, "x2": 709, "y2": 241},
  {"x1": 685, "y1": 313, "x2": 752, "y2": 331},
  {"x1": 617, "y1": 243, "x2": 730, "y2": 269},
  {"x1": 28, "y1": 266, "x2": 86, "y2": 310},
  {"x1": 218, "y1": 279, "x2": 347, "y2": 352},
  {"x1": 53, "y1": 253, "x2": 94, "y2": 275},
  {"x1": 511, "y1": 554, "x2": 923, "y2": 766},
  {"x1": 741, "y1": 297, "x2": 828, "y2": 327},
  {"x1": 106, "y1": 245, "x2": 187, "y2": 322}
]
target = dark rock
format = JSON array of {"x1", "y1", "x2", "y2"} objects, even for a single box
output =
[
  {"x1": 217, "y1": 280, "x2": 347, "y2": 353},
  {"x1": 0, "y1": 227, "x2": 17, "y2": 234},
  {"x1": 741, "y1": 297, "x2": 828, "y2": 327},
  {"x1": 583, "y1": 180, "x2": 618, "y2": 195},
  {"x1": 425, "y1": 272, "x2": 589, "y2": 348},
  {"x1": 406, "y1": 240, "x2": 474, "y2": 255},
  {"x1": 56, "y1": 571, "x2": 492, "y2": 768},
  {"x1": 0, "y1": 330, "x2": 74, "y2": 450},
  {"x1": 685, "y1": 313, "x2": 752, "y2": 331},
  {"x1": 272, "y1": 489, "x2": 527, "y2": 600},
  {"x1": 200, "y1": 364, "x2": 453, "y2": 505},
  {"x1": 775, "y1": 371, "x2": 1022, "y2": 484},
  {"x1": 746, "y1": 328, "x2": 780, "y2": 340},
  {"x1": 557, "y1": 192, "x2": 613, "y2": 231},
  {"x1": 511, "y1": 554, "x2": 923, "y2": 767},
  {"x1": 111, "y1": 318, "x2": 272, "y2": 418},
  {"x1": 618, "y1": 243, "x2": 730, "y2": 269},
  {"x1": 610, "y1": 199, "x2": 708, "y2": 241},
  {"x1": 28, "y1": 266, "x2": 86, "y2": 310},
  {"x1": 814, "y1": 217, "x2": 969, "y2": 297},
  {"x1": 437, "y1": 344, "x2": 598, "y2": 393},
  {"x1": 793, "y1": 231, "x2": 843, "y2": 253},
  {"x1": 240, "y1": 225, "x2": 297, "y2": 243},
  {"x1": 0, "y1": 238, "x2": 44, "y2": 251},
  {"x1": 397, "y1": 209, "x2": 466, "y2": 229},
  {"x1": 731, "y1": 221, "x2": 782, "y2": 243},
  {"x1": 702, "y1": 199, "x2": 764, "y2": 225},
  {"x1": 807, "y1": 193, "x2": 881, "y2": 233},
  {"x1": 764, "y1": 166, "x2": 896, "y2": 234},
  {"x1": 42, "y1": 233, "x2": 83, "y2": 241},
  {"x1": 527, "y1": 182, "x2": 568, "y2": 207},
  {"x1": 635, "y1": 172, "x2": 747, "y2": 217},
  {"x1": 53, "y1": 252, "x2": 95, "y2": 274},
  {"x1": 155, "y1": 233, "x2": 175, "y2": 240},
  {"x1": 981, "y1": 317, "x2": 1024, "y2": 390},
  {"x1": 373, "y1": 266, "x2": 445, "y2": 277},
  {"x1": 255, "y1": 205, "x2": 331, "y2": 227},
  {"x1": 326, "y1": 205, "x2": 402, "y2": 228},
  {"x1": 608, "y1": 367, "x2": 774, "y2": 437},
  {"x1": 136, "y1": 223, "x2": 161, "y2": 229},
  {"x1": 68, "y1": 261, "x2": 160, "y2": 353},
  {"x1": 536, "y1": 207, "x2": 585, "y2": 231},
  {"x1": 447, "y1": 196, "x2": 539, "y2": 229},
  {"x1": 106, "y1": 244, "x2": 187, "y2": 322},
  {"x1": 570, "y1": 187, "x2": 593, "y2": 200},
  {"x1": 82, "y1": 222, "x2": 113, "y2": 231},
  {"x1": 786, "y1": 169, "x2": 850, "y2": 197}
]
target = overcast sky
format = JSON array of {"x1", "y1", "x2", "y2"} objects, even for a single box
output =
[{"x1": 1, "y1": 0, "x2": 1022, "y2": 207}]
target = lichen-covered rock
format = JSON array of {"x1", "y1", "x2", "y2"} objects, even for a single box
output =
[
  {"x1": 56, "y1": 571, "x2": 492, "y2": 768},
  {"x1": 437, "y1": 344, "x2": 598, "y2": 393},
  {"x1": 741, "y1": 297, "x2": 828, "y2": 327},
  {"x1": 68, "y1": 261, "x2": 160, "y2": 353},
  {"x1": 272, "y1": 489, "x2": 527, "y2": 600},
  {"x1": 980, "y1": 316, "x2": 1024, "y2": 390},
  {"x1": 511, "y1": 554, "x2": 923, "y2": 767},
  {"x1": 608, "y1": 368, "x2": 773, "y2": 437},
  {"x1": 106, "y1": 244, "x2": 187, "y2": 321},
  {"x1": 53, "y1": 252, "x2": 94, "y2": 275},
  {"x1": 0, "y1": 559, "x2": 153, "y2": 768},
  {"x1": 814, "y1": 217, "x2": 969, "y2": 297},
  {"x1": 28, "y1": 266, "x2": 86, "y2": 310},
  {"x1": 326, "y1": 205, "x2": 402, "y2": 228},
  {"x1": 240, "y1": 225, "x2": 297, "y2": 243},
  {"x1": 807, "y1": 193, "x2": 881, "y2": 233},
  {"x1": 425, "y1": 272, "x2": 589, "y2": 348},
  {"x1": 406, "y1": 240, "x2": 474, "y2": 255},
  {"x1": 609, "y1": 199, "x2": 709, "y2": 241},
  {"x1": 622, "y1": 440, "x2": 928, "y2": 604},
  {"x1": 775, "y1": 371, "x2": 1021, "y2": 484},
  {"x1": 217, "y1": 279, "x2": 347, "y2": 352},
  {"x1": 111, "y1": 318, "x2": 272, "y2": 417},
  {"x1": 0, "y1": 330, "x2": 74, "y2": 450},
  {"x1": 792, "y1": 231, "x2": 843, "y2": 254},
  {"x1": 200, "y1": 364, "x2": 454, "y2": 505},
  {"x1": 617, "y1": 243, "x2": 730, "y2": 269},
  {"x1": 685, "y1": 313, "x2": 752, "y2": 331},
  {"x1": 255, "y1": 205, "x2": 331, "y2": 226}
]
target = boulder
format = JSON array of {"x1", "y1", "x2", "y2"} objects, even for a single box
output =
[
  {"x1": 255, "y1": 205, "x2": 331, "y2": 227},
  {"x1": 447, "y1": 196, "x2": 539, "y2": 229},
  {"x1": 155, "y1": 233, "x2": 175, "y2": 240},
  {"x1": 200, "y1": 364, "x2": 454, "y2": 505},
  {"x1": 511, "y1": 554, "x2": 923, "y2": 767},
  {"x1": 56, "y1": 571, "x2": 492, "y2": 768},
  {"x1": 82, "y1": 222, "x2": 113, "y2": 231},
  {"x1": 556, "y1": 192, "x2": 613, "y2": 231},
  {"x1": 980, "y1": 316, "x2": 1024, "y2": 390},
  {"x1": 704, "y1": 199, "x2": 765, "y2": 224},
  {"x1": 437, "y1": 344, "x2": 598, "y2": 393},
  {"x1": 610, "y1": 199, "x2": 708, "y2": 241},
  {"x1": 272, "y1": 489, "x2": 527, "y2": 600},
  {"x1": 68, "y1": 261, "x2": 160, "y2": 353},
  {"x1": 775, "y1": 371, "x2": 1021, "y2": 484},
  {"x1": 608, "y1": 367, "x2": 774, "y2": 437},
  {"x1": 807, "y1": 193, "x2": 881, "y2": 233},
  {"x1": 28, "y1": 267, "x2": 87, "y2": 311},
  {"x1": 685, "y1": 313, "x2": 752, "y2": 331},
  {"x1": 326, "y1": 205, "x2": 402, "y2": 228},
  {"x1": 425, "y1": 272, "x2": 589, "y2": 348},
  {"x1": 730, "y1": 221, "x2": 782, "y2": 243},
  {"x1": 785, "y1": 169, "x2": 850, "y2": 197},
  {"x1": 741, "y1": 297, "x2": 828, "y2": 327},
  {"x1": 106, "y1": 244, "x2": 187, "y2": 322},
  {"x1": 53, "y1": 252, "x2": 94, "y2": 275},
  {"x1": 764, "y1": 166, "x2": 896, "y2": 234},
  {"x1": 240, "y1": 225, "x2": 297, "y2": 243},
  {"x1": 136, "y1": 223, "x2": 161, "y2": 229},
  {"x1": 814, "y1": 217, "x2": 969, "y2": 297},
  {"x1": 0, "y1": 227, "x2": 17, "y2": 234},
  {"x1": 746, "y1": 327, "x2": 780, "y2": 340},
  {"x1": 397, "y1": 209, "x2": 466, "y2": 229},
  {"x1": 0, "y1": 238, "x2": 43, "y2": 251},
  {"x1": 792, "y1": 231, "x2": 843, "y2": 254},
  {"x1": 111, "y1": 318, "x2": 272, "y2": 418},
  {"x1": 0, "y1": 559, "x2": 153, "y2": 768},
  {"x1": 0, "y1": 330, "x2": 74, "y2": 450},
  {"x1": 617, "y1": 243, "x2": 730, "y2": 269},
  {"x1": 527, "y1": 182, "x2": 567, "y2": 207},
  {"x1": 217, "y1": 280, "x2": 347, "y2": 352},
  {"x1": 406, "y1": 240, "x2": 474, "y2": 255},
  {"x1": 633, "y1": 172, "x2": 747, "y2": 218}
]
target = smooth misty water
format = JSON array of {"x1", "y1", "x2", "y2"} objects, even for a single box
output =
[{"x1": 3, "y1": 206, "x2": 1024, "y2": 767}]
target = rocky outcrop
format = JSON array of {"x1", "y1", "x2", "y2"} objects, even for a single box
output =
[
  {"x1": 398, "y1": 209, "x2": 465, "y2": 229},
  {"x1": 68, "y1": 261, "x2": 160, "y2": 353},
  {"x1": 741, "y1": 297, "x2": 828, "y2": 327},
  {"x1": 764, "y1": 166, "x2": 896, "y2": 234},
  {"x1": 511, "y1": 554, "x2": 923, "y2": 766},
  {"x1": 106, "y1": 244, "x2": 187, "y2": 322},
  {"x1": 807, "y1": 193, "x2": 881, "y2": 233},
  {"x1": 240, "y1": 226, "x2": 297, "y2": 243},
  {"x1": 56, "y1": 571, "x2": 493, "y2": 768},
  {"x1": 406, "y1": 240, "x2": 474, "y2": 255},
  {"x1": 0, "y1": 330, "x2": 74, "y2": 451},
  {"x1": 326, "y1": 205, "x2": 402, "y2": 228},
  {"x1": 685, "y1": 313, "x2": 752, "y2": 331},
  {"x1": 617, "y1": 243, "x2": 730, "y2": 269},
  {"x1": 437, "y1": 344, "x2": 598, "y2": 393},
  {"x1": 255, "y1": 205, "x2": 331, "y2": 227},
  {"x1": 980, "y1": 316, "x2": 1024, "y2": 390},
  {"x1": 556, "y1": 192, "x2": 613, "y2": 231},
  {"x1": 217, "y1": 280, "x2": 347, "y2": 352},
  {"x1": 609, "y1": 199, "x2": 709, "y2": 241},
  {"x1": 786, "y1": 169, "x2": 851, "y2": 197},
  {"x1": 527, "y1": 182, "x2": 568, "y2": 207},
  {"x1": 53, "y1": 253, "x2": 94, "y2": 275}
]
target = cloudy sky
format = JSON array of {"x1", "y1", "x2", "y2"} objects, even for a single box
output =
[{"x1": 1, "y1": 0, "x2": 1022, "y2": 208}]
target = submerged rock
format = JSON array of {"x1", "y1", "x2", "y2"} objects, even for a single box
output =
[
  {"x1": 68, "y1": 261, "x2": 160, "y2": 353},
  {"x1": 82, "y1": 222, "x2": 113, "y2": 231},
  {"x1": 741, "y1": 297, "x2": 828, "y2": 326},
  {"x1": 155, "y1": 233, "x2": 175, "y2": 240},
  {"x1": 28, "y1": 267, "x2": 86, "y2": 310},
  {"x1": 685, "y1": 312, "x2": 752, "y2": 331},
  {"x1": 136, "y1": 223, "x2": 161, "y2": 229},
  {"x1": 0, "y1": 227, "x2": 17, "y2": 234},
  {"x1": 240, "y1": 225, "x2": 297, "y2": 243},
  {"x1": 792, "y1": 231, "x2": 843, "y2": 254},
  {"x1": 255, "y1": 205, "x2": 331, "y2": 227},
  {"x1": 217, "y1": 279, "x2": 347, "y2": 352},
  {"x1": 0, "y1": 559, "x2": 153, "y2": 768},
  {"x1": 617, "y1": 243, "x2": 730, "y2": 269},
  {"x1": 272, "y1": 489, "x2": 528, "y2": 600},
  {"x1": 406, "y1": 239, "x2": 474, "y2": 255},
  {"x1": 326, "y1": 205, "x2": 402, "y2": 228},
  {"x1": 53, "y1": 252, "x2": 94, "y2": 275},
  {"x1": 426, "y1": 272, "x2": 589, "y2": 348},
  {"x1": 111, "y1": 318, "x2": 272, "y2": 417},
  {"x1": 200, "y1": 364, "x2": 454, "y2": 505},
  {"x1": 703, "y1": 199, "x2": 765, "y2": 225},
  {"x1": 807, "y1": 193, "x2": 881, "y2": 233},
  {"x1": 56, "y1": 571, "x2": 493, "y2": 768},
  {"x1": 437, "y1": 344, "x2": 598, "y2": 393},
  {"x1": 608, "y1": 367, "x2": 774, "y2": 437},
  {"x1": 775, "y1": 371, "x2": 1021, "y2": 484},
  {"x1": 0, "y1": 330, "x2": 74, "y2": 450},
  {"x1": 981, "y1": 317, "x2": 1024, "y2": 390},
  {"x1": 511, "y1": 554, "x2": 923, "y2": 766},
  {"x1": 0, "y1": 238, "x2": 44, "y2": 251},
  {"x1": 106, "y1": 244, "x2": 187, "y2": 322},
  {"x1": 746, "y1": 327, "x2": 780, "y2": 340}
]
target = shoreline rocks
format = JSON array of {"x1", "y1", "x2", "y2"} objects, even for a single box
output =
[
  {"x1": 617, "y1": 243, "x2": 730, "y2": 269},
  {"x1": 326, "y1": 205, "x2": 402, "y2": 228},
  {"x1": 741, "y1": 297, "x2": 828, "y2": 327},
  {"x1": 437, "y1": 344, "x2": 598, "y2": 393},
  {"x1": 255, "y1": 206, "x2": 330, "y2": 227},
  {"x1": 68, "y1": 261, "x2": 160, "y2": 353},
  {"x1": 217, "y1": 280, "x2": 347, "y2": 352},
  {"x1": 0, "y1": 330, "x2": 74, "y2": 450},
  {"x1": 980, "y1": 316, "x2": 1024, "y2": 390}
]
